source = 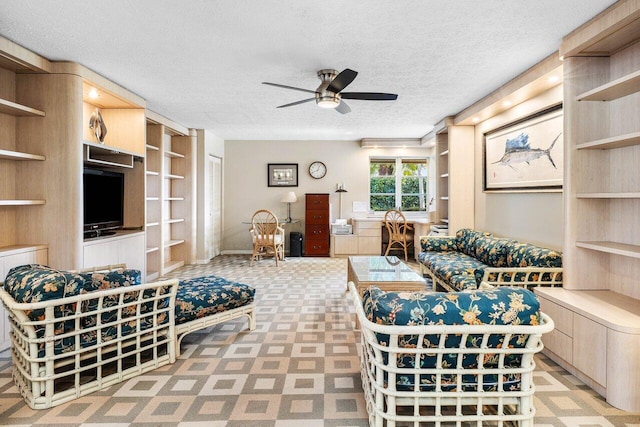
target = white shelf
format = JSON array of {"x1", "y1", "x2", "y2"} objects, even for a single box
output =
[
  {"x1": 441, "y1": 219, "x2": 449, "y2": 223},
  {"x1": 576, "y1": 131, "x2": 640, "y2": 150},
  {"x1": 146, "y1": 170, "x2": 159, "y2": 176},
  {"x1": 146, "y1": 197, "x2": 160, "y2": 201},
  {"x1": 146, "y1": 271, "x2": 159, "y2": 281},
  {"x1": 166, "y1": 197, "x2": 184, "y2": 201},
  {"x1": 440, "y1": 173, "x2": 449, "y2": 178},
  {"x1": 163, "y1": 260, "x2": 184, "y2": 274},
  {"x1": 165, "y1": 173, "x2": 184, "y2": 180},
  {"x1": 146, "y1": 246, "x2": 159, "y2": 254},
  {"x1": 165, "y1": 218, "x2": 185, "y2": 224},
  {"x1": 0, "y1": 199, "x2": 45, "y2": 206},
  {"x1": 576, "y1": 241, "x2": 640, "y2": 259},
  {"x1": 440, "y1": 196, "x2": 449, "y2": 201},
  {"x1": 439, "y1": 150, "x2": 449, "y2": 156},
  {"x1": 576, "y1": 192, "x2": 640, "y2": 199},
  {"x1": 165, "y1": 239, "x2": 185, "y2": 248},
  {"x1": 145, "y1": 144, "x2": 159, "y2": 151},
  {"x1": 0, "y1": 149, "x2": 45, "y2": 161},
  {"x1": 146, "y1": 222, "x2": 160, "y2": 227},
  {"x1": 165, "y1": 150, "x2": 184, "y2": 159},
  {"x1": 0, "y1": 97, "x2": 45, "y2": 117},
  {"x1": 576, "y1": 69, "x2": 640, "y2": 102}
]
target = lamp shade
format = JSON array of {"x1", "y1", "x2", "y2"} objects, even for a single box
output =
[{"x1": 281, "y1": 191, "x2": 298, "y2": 203}]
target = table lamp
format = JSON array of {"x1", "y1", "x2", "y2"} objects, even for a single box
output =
[{"x1": 280, "y1": 191, "x2": 298, "y2": 223}]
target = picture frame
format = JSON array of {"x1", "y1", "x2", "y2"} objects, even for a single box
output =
[
  {"x1": 484, "y1": 104, "x2": 563, "y2": 192},
  {"x1": 267, "y1": 163, "x2": 298, "y2": 187}
]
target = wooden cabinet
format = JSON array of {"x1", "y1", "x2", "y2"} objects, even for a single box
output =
[
  {"x1": 305, "y1": 193, "x2": 330, "y2": 256},
  {"x1": 552, "y1": 2, "x2": 640, "y2": 411},
  {"x1": 429, "y1": 118, "x2": 474, "y2": 234},
  {"x1": 0, "y1": 245, "x2": 48, "y2": 351},
  {"x1": 83, "y1": 232, "x2": 145, "y2": 279},
  {"x1": 145, "y1": 112, "x2": 195, "y2": 278}
]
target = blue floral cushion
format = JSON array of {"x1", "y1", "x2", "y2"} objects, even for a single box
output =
[
  {"x1": 507, "y1": 242, "x2": 562, "y2": 268},
  {"x1": 474, "y1": 236, "x2": 515, "y2": 267},
  {"x1": 175, "y1": 275, "x2": 255, "y2": 325},
  {"x1": 4, "y1": 264, "x2": 86, "y2": 355},
  {"x1": 419, "y1": 236, "x2": 457, "y2": 252},
  {"x1": 420, "y1": 251, "x2": 486, "y2": 290},
  {"x1": 455, "y1": 228, "x2": 492, "y2": 257},
  {"x1": 362, "y1": 286, "x2": 540, "y2": 391}
]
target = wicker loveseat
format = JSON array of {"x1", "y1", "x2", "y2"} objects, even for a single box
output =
[
  {"x1": 418, "y1": 228, "x2": 563, "y2": 292},
  {"x1": 349, "y1": 281, "x2": 553, "y2": 426},
  {"x1": 0, "y1": 264, "x2": 255, "y2": 409}
]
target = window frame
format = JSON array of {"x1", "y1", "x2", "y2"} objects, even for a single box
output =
[{"x1": 369, "y1": 156, "x2": 429, "y2": 214}]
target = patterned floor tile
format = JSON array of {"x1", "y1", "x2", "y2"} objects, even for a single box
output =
[{"x1": 0, "y1": 255, "x2": 639, "y2": 426}]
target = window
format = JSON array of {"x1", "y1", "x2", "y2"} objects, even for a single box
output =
[{"x1": 369, "y1": 157, "x2": 429, "y2": 212}]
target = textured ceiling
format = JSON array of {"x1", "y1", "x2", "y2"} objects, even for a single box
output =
[{"x1": 0, "y1": 0, "x2": 617, "y2": 141}]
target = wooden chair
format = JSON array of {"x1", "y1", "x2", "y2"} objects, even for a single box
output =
[
  {"x1": 383, "y1": 209, "x2": 413, "y2": 261},
  {"x1": 250, "y1": 209, "x2": 285, "y2": 266}
]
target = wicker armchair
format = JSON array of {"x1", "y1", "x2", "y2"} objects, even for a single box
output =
[
  {"x1": 384, "y1": 209, "x2": 413, "y2": 261},
  {"x1": 250, "y1": 209, "x2": 285, "y2": 266}
]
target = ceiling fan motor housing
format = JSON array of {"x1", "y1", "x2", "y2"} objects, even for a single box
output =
[{"x1": 315, "y1": 69, "x2": 341, "y2": 108}]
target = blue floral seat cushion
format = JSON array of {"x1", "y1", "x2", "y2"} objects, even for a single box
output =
[
  {"x1": 420, "y1": 251, "x2": 486, "y2": 290},
  {"x1": 362, "y1": 286, "x2": 541, "y2": 391},
  {"x1": 175, "y1": 275, "x2": 255, "y2": 325}
]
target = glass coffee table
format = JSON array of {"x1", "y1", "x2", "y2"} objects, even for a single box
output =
[{"x1": 347, "y1": 255, "x2": 428, "y2": 295}]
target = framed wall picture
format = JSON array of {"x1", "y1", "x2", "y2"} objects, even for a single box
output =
[
  {"x1": 484, "y1": 104, "x2": 563, "y2": 192},
  {"x1": 268, "y1": 163, "x2": 298, "y2": 187}
]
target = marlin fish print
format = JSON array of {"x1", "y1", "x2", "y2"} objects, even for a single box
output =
[{"x1": 493, "y1": 132, "x2": 562, "y2": 170}]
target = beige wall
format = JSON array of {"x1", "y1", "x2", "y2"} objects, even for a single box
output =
[
  {"x1": 474, "y1": 85, "x2": 563, "y2": 250},
  {"x1": 223, "y1": 140, "x2": 432, "y2": 252}
]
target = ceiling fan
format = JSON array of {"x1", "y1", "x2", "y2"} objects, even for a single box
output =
[{"x1": 262, "y1": 68, "x2": 398, "y2": 114}]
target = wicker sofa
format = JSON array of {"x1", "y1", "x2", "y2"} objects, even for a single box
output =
[
  {"x1": 0, "y1": 264, "x2": 256, "y2": 409},
  {"x1": 418, "y1": 228, "x2": 563, "y2": 292},
  {"x1": 349, "y1": 281, "x2": 553, "y2": 426}
]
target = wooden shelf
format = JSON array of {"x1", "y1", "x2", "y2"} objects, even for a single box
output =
[
  {"x1": 0, "y1": 199, "x2": 45, "y2": 206},
  {"x1": 0, "y1": 244, "x2": 48, "y2": 256},
  {"x1": 146, "y1": 197, "x2": 159, "y2": 201},
  {"x1": 165, "y1": 218, "x2": 185, "y2": 224},
  {"x1": 165, "y1": 239, "x2": 185, "y2": 248},
  {"x1": 440, "y1": 196, "x2": 449, "y2": 201},
  {"x1": 576, "y1": 241, "x2": 640, "y2": 259},
  {"x1": 441, "y1": 219, "x2": 449, "y2": 223},
  {"x1": 165, "y1": 173, "x2": 184, "y2": 180},
  {"x1": 439, "y1": 150, "x2": 449, "y2": 156},
  {"x1": 146, "y1": 222, "x2": 160, "y2": 227},
  {"x1": 145, "y1": 144, "x2": 159, "y2": 151},
  {"x1": 440, "y1": 173, "x2": 449, "y2": 178},
  {"x1": 146, "y1": 246, "x2": 159, "y2": 254},
  {"x1": 576, "y1": 132, "x2": 640, "y2": 150},
  {"x1": 146, "y1": 170, "x2": 159, "y2": 176},
  {"x1": 166, "y1": 197, "x2": 184, "y2": 201},
  {"x1": 165, "y1": 150, "x2": 184, "y2": 159},
  {"x1": 576, "y1": 192, "x2": 640, "y2": 199},
  {"x1": 0, "y1": 97, "x2": 45, "y2": 117},
  {"x1": 576, "y1": 69, "x2": 640, "y2": 102},
  {"x1": 0, "y1": 149, "x2": 45, "y2": 161},
  {"x1": 163, "y1": 260, "x2": 184, "y2": 274}
]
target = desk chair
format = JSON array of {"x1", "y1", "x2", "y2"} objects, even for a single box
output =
[
  {"x1": 383, "y1": 209, "x2": 413, "y2": 261},
  {"x1": 250, "y1": 209, "x2": 285, "y2": 266}
]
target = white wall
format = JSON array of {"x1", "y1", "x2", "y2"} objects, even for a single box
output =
[
  {"x1": 195, "y1": 129, "x2": 224, "y2": 262},
  {"x1": 474, "y1": 85, "x2": 563, "y2": 250},
  {"x1": 223, "y1": 140, "x2": 432, "y2": 252}
]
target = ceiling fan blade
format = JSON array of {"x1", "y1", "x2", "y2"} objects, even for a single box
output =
[
  {"x1": 335, "y1": 100, "x2": 351, "y2": 114},
  {"x1": 262, "y1": 82, "x2": 317, "y2": 94},
  {"x1": 340, "y1": 92, "x2": 398, "y2": 101},
  {"x1": 276, "y1": 98, "x2": 316, "y2": 108},
  {"x1": 327, "y1": 69, "x2": 358, "y2": 93}
]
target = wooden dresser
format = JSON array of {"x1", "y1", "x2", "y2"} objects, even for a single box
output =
[{"x1": 304, "y1": 193, "x2": 330, "y2": 256}]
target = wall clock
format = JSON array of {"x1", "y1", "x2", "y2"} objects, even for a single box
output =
[{"x1": 309, "y1": 161, "x2": 327, "y2": 179}]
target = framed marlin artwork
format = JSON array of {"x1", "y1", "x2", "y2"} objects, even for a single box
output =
[{"x1": 484, "y1": 104, "x2": 563, "y2": 192}]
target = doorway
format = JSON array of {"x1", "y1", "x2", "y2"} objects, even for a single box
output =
[{"x1": 208, "y1": 155, "x2": 222, "y2": 259}]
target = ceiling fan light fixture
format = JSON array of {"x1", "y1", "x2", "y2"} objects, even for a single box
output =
[{"x1": 316, "y1": 95, "x2": 340, "y2": 109}]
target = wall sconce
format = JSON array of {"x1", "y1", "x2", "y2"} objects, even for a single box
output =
[{"x1": 280, "y1": 191, "x2": 298, "y2": 223}]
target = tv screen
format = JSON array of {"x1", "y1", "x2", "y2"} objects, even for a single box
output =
[{"x1": 83, "y1": 167, "x2": 124, "y2": 233}]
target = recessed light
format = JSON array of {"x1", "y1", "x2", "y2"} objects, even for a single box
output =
[
  {"x1": 502, "y1": 100, "x2": 512, "y2": 107},
  {"x1": 548, "y1": 75, "x2": 560, "y2": 83},
  {"x1": 88, "y1": 88, "x2": 99, "y2": 99},
  {"x1": 472, "y1": 117, "x2": 479, "y2": 123}
]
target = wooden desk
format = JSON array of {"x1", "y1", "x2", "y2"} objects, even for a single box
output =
[{"x1": 331, "y1": 217, "x2": 432, "y2": 260}]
